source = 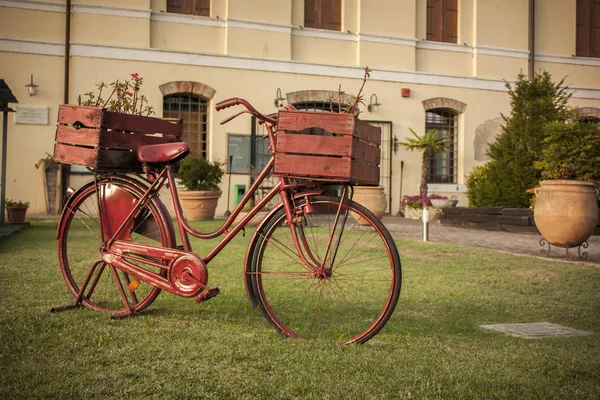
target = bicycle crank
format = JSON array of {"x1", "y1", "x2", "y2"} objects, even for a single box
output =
[{"x1": 168, "y1": 254, "x2": 209, "y2": 297}]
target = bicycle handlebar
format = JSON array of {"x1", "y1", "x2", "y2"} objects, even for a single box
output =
[{"x1": 215, "y1": 97, "x2": 277, "y2": 126}]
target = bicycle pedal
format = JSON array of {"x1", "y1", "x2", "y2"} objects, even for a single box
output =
[{"x1": 194, "y1": 287, "x2": 220, "y2": 303}]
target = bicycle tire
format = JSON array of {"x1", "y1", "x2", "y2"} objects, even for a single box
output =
[
  {"x1": 57, "y1": 175, "x2": 176, "y2": 314},
  {"x1": 248, "y1": 195, "x2": 401, "y2": 344}
]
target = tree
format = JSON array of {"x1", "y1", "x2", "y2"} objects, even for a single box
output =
[
  {"x1": 400, "y1": 128, "x2": 448, "y2": 197},
  {"x1": 466, "y1": 71, "x2": 571, "y2": 208}
]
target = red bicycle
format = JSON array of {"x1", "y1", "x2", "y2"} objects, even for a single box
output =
[{"x1": 52, "y1": 98, "x2": 401, "y2": 344}]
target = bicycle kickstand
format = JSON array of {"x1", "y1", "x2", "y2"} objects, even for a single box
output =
[{"x1": 51, "y1": 259, "x2": 105, "y2": 313}]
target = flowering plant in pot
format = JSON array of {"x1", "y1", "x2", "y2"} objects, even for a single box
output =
[
  {"x1": 5, "y1": 199, "x2": 30, "y2": 224},
  {"x1": 176, "y1": 156, "x2": 225, "y2": 221}
]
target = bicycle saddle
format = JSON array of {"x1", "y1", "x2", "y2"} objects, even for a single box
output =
[{"x1": 137, "y1": 142, "x2": 190, "y2": 164}]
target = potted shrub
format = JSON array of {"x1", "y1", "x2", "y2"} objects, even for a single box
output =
[
  {"x1": 532, "y1": 117, "x2": 600, "y2": 248},
  {"x1": 35, "y1": 153, "x2": 60, "y2": 214},
  {"x1": 5, "y1": 199, "x2": 30, "y2": 224},
  {"x1": 176, "y1": 156, "x2": 225, "y2": 220}
]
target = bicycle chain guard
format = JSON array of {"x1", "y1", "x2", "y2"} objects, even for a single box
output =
[{"x1": 168, "y1": 254, "x2": 208, "y2": 297}]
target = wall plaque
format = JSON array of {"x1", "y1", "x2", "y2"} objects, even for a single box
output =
[{"x1": 15, "y1": 106, "x2": 49, "y2": 125}]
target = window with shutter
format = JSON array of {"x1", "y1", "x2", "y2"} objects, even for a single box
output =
[
  {"x1": 304, "y1": 0, "x2": 341, "y2": 31},
  {"x1": 167, "y1": 0, "x2": 209, "y2": 17},
  {"x1": 426, "y1": 0, "x2": 457, "y2": 44},
  {"x1": 577, "y1": 0, "x2": 600, "y2": 58}
]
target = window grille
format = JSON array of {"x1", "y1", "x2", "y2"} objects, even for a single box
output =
[
  {"x1": 425, "y1": 109, "x2": 457, "y2": 184},
  {"x1": 163, "y1": 94, "x2": 208, "y2": 159}
]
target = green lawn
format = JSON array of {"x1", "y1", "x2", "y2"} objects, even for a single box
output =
[{"x1": 1, "y1": 221, "x2": 598, "y2": 399}]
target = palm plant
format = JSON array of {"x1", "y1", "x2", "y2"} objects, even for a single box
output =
[{"x1": 400, "y1": 128, "x2": 448, "y2": 197}]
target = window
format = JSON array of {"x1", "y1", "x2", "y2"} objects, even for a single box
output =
[
  {"x1": 167, "y1": 0, "x2": 209, "y2": 17},
  {"x1": 426, "y1": 0, "x2": 457, "y2": 43},
  {"x1": 425, "y1": 109, "x2": 457, "y2": 184},
  {"x1": 304, "y1": 0, "x2": 341, "y2": 31},
  {"x1": 163, "y1": 94, "x2": 209, "y2": 158},
  {"x1": 576, "y1": 0, "x2": 600, "y2": 58}
]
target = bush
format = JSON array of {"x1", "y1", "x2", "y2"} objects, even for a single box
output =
[
  {"x1": 534, "y1": 119, "x2": 600, "y2": 186},
  {"x1": 465, "y1": 71, "x2": 571, "y2": 208},
  {"x1": 176, "y1": 156, "x2": 224, "y2": 191}
]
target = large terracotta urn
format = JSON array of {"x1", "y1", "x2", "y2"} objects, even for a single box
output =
[
  {"x1": 534, "y1": 180, "x2": 599, "y2": 247},
  {"x1": 351, "y1": 186, "x2": 387, "y2": 225},
  {"x1": 179, "y1": 190, "x2": 222, "y2": 221}
]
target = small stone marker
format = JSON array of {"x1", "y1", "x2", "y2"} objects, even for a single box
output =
[{"x1": 480, "y1": 322, "x2": 591, "y2": 339}]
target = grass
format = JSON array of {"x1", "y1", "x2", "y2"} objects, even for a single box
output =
[{"x1": 1, "y1": 220, "x2": 599, "y2": 399}]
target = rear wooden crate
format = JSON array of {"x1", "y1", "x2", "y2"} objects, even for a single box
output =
[
  {"x1": 273, "y1": 110, "x2": 381, "y2": 186},
  {"x1": 54, "y1": 105, "x2": 183, "y2": 172}
]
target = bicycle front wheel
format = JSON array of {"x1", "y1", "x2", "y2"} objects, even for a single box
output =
[
  {"x1": 57, "y1": 175, "x2": 176, "y2": 314},
  {"x1": 249, "y1": 196, "x2": 401, "y2": 344}
]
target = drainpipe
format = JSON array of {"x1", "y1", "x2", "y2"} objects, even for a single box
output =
[
  {"x1": 528, "y1": 0, "x2": 535, "y2": 79},
  {"x1": 60, "y1": 0, "x2": 72, "y2": 207}
]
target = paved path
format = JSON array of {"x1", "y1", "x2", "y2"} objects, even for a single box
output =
[{"x1": 382, "y1": 216, "x2": 600, "y2": 266}]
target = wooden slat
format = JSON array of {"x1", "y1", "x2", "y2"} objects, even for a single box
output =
[
  {"x1": 103, "y1": 111, "x2": 183, "y2": 138},
  {"x1": 96, "y1": 149, "x2": 139, "y2": 171},
  {"x1": 352, "y1": 140, "x2": 380, "y2": 165},
  {"x1": 54, "y1": 143, "x2": 98, "y2": 168},
  {"x1": 277, "y1": 110, "x2": 355, "y2": 135},
  {"x1": 276, "y1": 134, "x2": 353, "y2": 157},
  {"x1": 350, "y1": 159, "x2": 380, "y2": 185},
  {"x1": 354, "y1": 119, "x2": 381, "y2": 145},
  {"x1": 55, "y1": 125, "x2": 100, "y2": 147},
  {"x1": 58, "y1": 104, "x2": 104, "y2": 128},
  {"x1": 98, "y1": 130, "x2": 176, "y2": 150},
  {"x1": 274, "y1": 154, "x2": 351, "y2": 180}
]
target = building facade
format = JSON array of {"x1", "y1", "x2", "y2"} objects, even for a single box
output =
[{"x1": 1, "y1": 0, "x2": 599, "y2": 217}]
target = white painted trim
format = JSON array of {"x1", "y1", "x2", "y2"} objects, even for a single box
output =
[
  {"x1": 72, "y1": 3, "x2": 151, "y2": 19},
  {"x1": 0, "y1": 0, "x2": 63, "y2": 13},
  {"x1": 151, "y1": 11, "x2": 225, "y2": 27},
  {"x1": 417, "y1": 40, "x2": 473, "y2": 54},
  {"x1": 475, "y1": 45, "x2": 529, "y2": 60},
  {"x1": 535, "y1": 53, "x2": 600, "y2": 68},
  {"x1": 292, "y1": 27, "x2": 357, "y2": 42},
  {"x1": 427, "y1": 184, "x2": 467, "y2": 193},
  {"x1": 1, "y1": 37, "x2": 599, "y2": 99},
  {"x1": 358, "y1": 32, "x2": 417, "y2": 47},
  {"x1": 227, "y1": 18, "x2": 292, "y2": 34},
  {"x1": 0, "y1": 37, "x2": 64, "y2": 56}
]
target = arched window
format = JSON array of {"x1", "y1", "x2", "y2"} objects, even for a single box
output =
[
  {"x1": 425, "y1": 109, "x2": 458, "y2": 183},
  {"x1": 163, "y1": 94, "x2": 209, "y2": 158}
]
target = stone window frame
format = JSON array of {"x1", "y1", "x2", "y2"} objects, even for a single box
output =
[
  {"x1": 422, "y1": 97, "x2": 467, "y2": 185},
  {"x1": 159, "y1": 81, "x2": 216, "y2": 159}
]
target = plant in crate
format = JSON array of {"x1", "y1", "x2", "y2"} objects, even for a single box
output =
[
  {"x1": 5, "y1": 199, "x2": 29, "y2": 224},
  {"x1": 176, "y1": 156, "x2": 225, "y2": 221}
]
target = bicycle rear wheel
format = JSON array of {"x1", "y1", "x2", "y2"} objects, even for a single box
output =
[
  {"x1": 57, "y1": 175, "x2": 175, "y2": 314},
  {"x1": 249, "y1": 196, "x2": 401, "y2": 344}
]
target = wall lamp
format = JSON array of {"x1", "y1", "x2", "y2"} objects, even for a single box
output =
[
  {"x1": 367, "y1": 93, "x2": 381, "y2": 112},
  {"x1": 274, "y1": 88, "x2": 285, "y2": 108},
  {"x1": 25, "y1": 74, "x2": 38, "y2": 96}
]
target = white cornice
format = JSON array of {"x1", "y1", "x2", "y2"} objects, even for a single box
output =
[
  {"x1": 292, "y1": 27, "x2": 357, "y2": 42},
  {"x1": 358, "y1": 33, "x2": 417, "y2": 47},
  {"x1": 536, "y1": 53, "x2": 600, "y2": 67},
  {"x1": 0, "y1": 0, "x2": 63, "y2": 13},
  {"x1": 72, "y1": 3, "x2": 151, "y2": 19},
  {"x1": 474, "y1": 45, "x2": 529, "y2": 60},
  {"x1": 1, "y1": 37, "x2": 598, "y2": 99},
  {"x1": 416, "y1": 40, "x2": 473, "y2": 53},
  {"x1": 227, "y1": 18, "x2": 292, "y2": 34},
  {"x1": 151, "y1": 11, "x2": 225, "y2": 27}
]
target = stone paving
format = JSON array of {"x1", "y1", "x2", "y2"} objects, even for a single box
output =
[{"x1": 381, "y1": 216, "x2": 600, "y2": 266}]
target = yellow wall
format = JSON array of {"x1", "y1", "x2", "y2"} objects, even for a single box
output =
[
  {"x1": 416, "y1": 49, "x2": 472, "y2": 76},
  {"x1": 535, "y1": 0, "x2": 575, "y2": 56},
  {"x1": 151, "y1": 22, "x2": 225, "y2": 54},
  {"x1": 358, "y1": 42, "x2": 415, "y2": 71},
  {"x1": 0, "y1": 8, "x2": 65, "y2": 42},
  {"x1": 227, "y1": 0, "x2": 291, "y2": 25},
  {"x1": 71, "y1": 13, "x2": 150, "y2": 47},
  {"x1": 359, "y1": 0, "x2": 416, "y2": 37},
  {"x1": 475, "y1": 0, "x2": 528, "y2": 50},
  {"x1": 291, "y1": 36, "x2": 357, "y2": 66},
  {"x1": 226, "y1": 28, "x2": 291, "y2": 60}
]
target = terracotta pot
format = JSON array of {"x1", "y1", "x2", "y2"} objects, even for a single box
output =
[
  {"x1": 351, "y1": 186, "x2": 387, "y2": 225},
  {"x1": 179, "y1": 190, "x2": 222, "y2": 221},
  {"x1": 534, "y1": 180, "x2": 599, "y2": 247},
  {"x1": 6, "y1": 207, "x2": 28, "y2": 224}
]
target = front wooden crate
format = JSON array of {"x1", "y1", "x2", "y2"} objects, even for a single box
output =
[
  {"x1": 54, "y1": 105, "x2": 183, "y2": 171},
  {"x1": 273, "y1": 110, "x2": 381, "y2": 186}
]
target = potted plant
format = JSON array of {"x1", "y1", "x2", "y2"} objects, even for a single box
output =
[
  {"x1": 401, "y1": 194, "x2": 449, "y2": 220},
  {"x1": 532, "y1": 117, "x2": 600, "y2": 248},
  {"x1": 35, "y1": 153, "x2": 60, "y2": 214},
  {"x1": 5, "y1": 199, "x2": 30, "y2": 224},
  {"x1": 176, "y1": 156, "x2": 225, "y2": 220}
]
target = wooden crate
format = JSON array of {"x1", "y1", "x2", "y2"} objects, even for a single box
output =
[
  {"x1": 54, "y1": 105, "x2": 183, "y2": 171},
  {"x1": 273, "y1": 110, "x2": 381, "y2": 186}
]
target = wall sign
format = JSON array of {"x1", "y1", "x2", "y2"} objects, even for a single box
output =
[{"x1": 15, "y1": 106, "x2": 49, "y2": 125}]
